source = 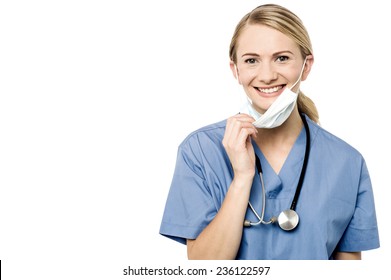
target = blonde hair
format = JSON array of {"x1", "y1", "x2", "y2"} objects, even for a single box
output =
[{"x1": 229, "y1": 4, "x2": 319, "y2": 123}]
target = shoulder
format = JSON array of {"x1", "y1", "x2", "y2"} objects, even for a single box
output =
[
  {"x1": 174, "y1": 119, "x2": 228, "y2": 165},
  {"x1": 307, "y1": 117, "x2": 364, "y2": 161},
  {"x1": 179, "y1": 119, "x2": 227, "y2": 148},
  {"x1": 172, "y1": 120, "x2": 226, "y2": 171}
]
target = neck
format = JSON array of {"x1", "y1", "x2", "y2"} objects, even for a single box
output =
[
  {"x1": 253, "y1": 108, "x2": 304, "y2": 174},
  {"x1": 255, "y1": 106, "x2": 303, "y2": 174},
  {"x1": 256, "y1": 108, "x2": 303, "y2": 145}
]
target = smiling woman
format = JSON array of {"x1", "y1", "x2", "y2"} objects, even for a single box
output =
[{"x1": 159, "y1": 4, "x2": 380, "y2": 260}]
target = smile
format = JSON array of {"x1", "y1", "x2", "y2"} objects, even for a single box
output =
[{"x1": 256, "y1": 86, "x2": 283, "y2": 94}]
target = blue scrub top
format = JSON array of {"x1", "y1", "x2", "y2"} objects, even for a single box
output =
[{"x1": 159, "y1": 115, "x2": 380, "y2": 259}]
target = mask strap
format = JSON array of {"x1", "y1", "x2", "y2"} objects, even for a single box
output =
[{"x1": 290, "y1": 57, "x2": 308, "y2": 93}]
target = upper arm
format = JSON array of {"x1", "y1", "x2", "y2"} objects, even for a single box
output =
[
  {"x1": 335, "y1": 158, "x2": 380, "y2": 253},
  {"x1": 187, "y1": 239, "x2": 196, "y2": 259},
  {"x1": 333, "y1": 251, "x2": 361, "y2": 260}
]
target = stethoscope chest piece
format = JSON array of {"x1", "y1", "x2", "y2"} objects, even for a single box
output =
[{"x1": 277, "y1": 209, "x2": 299, "y2": 231}]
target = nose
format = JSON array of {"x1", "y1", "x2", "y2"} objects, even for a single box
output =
[{"x1": 257, "y1": 63, "x2": 277, "y2": 84}]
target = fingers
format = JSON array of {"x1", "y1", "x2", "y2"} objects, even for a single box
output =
[
  {"x1": 223, "y1": 113, "x2": 257, "y2": 178},
  {"x1": 223, "y1": 113, "x2": 257, "y2": 150}
]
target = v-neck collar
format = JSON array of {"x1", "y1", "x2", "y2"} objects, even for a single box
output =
[{"x1": 250, "y1": 125, "x2": 307, "y2": 198}]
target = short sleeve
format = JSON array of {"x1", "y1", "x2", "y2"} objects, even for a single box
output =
[
  {"x1": 336, "y1": 159, "x2": 380, "y2": 252},
  {"x1": 159, "y1": 137, "x2": 218, "y2": 244}
]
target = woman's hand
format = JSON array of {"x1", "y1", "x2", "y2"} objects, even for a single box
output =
[{"x1": 222, "y1": 113, "x2": 258, "y2": 180}]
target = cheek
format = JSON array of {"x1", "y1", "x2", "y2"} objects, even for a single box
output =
[
  {"x1": 239, "y1": 69, "x2": 258, "y2": 84},
  {"x1": 282, "y1": 65, "x2": 303, "y2": 83}
]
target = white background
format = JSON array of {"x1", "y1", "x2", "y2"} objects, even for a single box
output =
[{"x1": 0, "y1": 0, "x2": 389, "y2": 279}]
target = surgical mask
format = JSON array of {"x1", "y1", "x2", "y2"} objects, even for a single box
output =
[{"x1": 239, "y1": 58, "x2": 307, "y2": 129}]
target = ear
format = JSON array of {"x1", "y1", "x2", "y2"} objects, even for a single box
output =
[
  {"x1": 230, "y1": 61, "x2": 241, "y2": 85},
  {"x1": 301, "y1": 55, "x2": 314, "y2": 81}
]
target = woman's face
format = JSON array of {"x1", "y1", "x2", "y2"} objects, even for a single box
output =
[{"x1": 231, "y1": 24, "x2": 313, "y2": 114}]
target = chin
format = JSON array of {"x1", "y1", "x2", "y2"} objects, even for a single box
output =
[{"x1": 252, "y1": 102, "x2": 272, "y2": 114}]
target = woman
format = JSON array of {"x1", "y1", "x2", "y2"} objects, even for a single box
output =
[{"x1": 159, "y1": 4, "x2": 380, "y2": 260}]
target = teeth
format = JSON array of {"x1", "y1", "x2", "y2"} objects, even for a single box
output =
[{"x1": 259, "y1": 86, "x2": 281, "y2": 94}]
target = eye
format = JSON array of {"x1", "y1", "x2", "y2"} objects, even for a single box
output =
[
  {"x1": 276, "y1": 56, "x2": 289, "y2": 62},
  {"x1": 244, "y1": 58, "x2": 257, "y2": 64}
]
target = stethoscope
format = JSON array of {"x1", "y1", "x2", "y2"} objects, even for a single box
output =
[{"x1": 243, "y1": 113, "x2": 310, "y2": 231}]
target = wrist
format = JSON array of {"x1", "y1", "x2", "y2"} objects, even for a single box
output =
[{"x1": 232, "y1": 172, "x2": 254, "y2": 189}]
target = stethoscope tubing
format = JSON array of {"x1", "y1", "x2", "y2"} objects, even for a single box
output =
[
  {"x1": 245, "y1": 113, "x2": 310, "y2": 230},
  {"x1": 290, "y1": 113, "x2": 310, "y2": 211}
]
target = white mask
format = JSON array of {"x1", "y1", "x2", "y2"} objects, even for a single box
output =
[{"x1": 239, "y1": 58, "x2": 307, "y2": 129}]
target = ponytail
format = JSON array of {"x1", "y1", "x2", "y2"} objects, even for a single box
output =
[{"x1": 298, "y1": 92, "x2": 319, "y2": 124}]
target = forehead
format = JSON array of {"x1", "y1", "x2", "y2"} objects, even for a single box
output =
[{"x1": 236, "y1": 24, "x2": 300, "y2": 56}]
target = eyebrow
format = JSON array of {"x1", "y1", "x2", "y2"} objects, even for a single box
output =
[{"x1": 241, "y1": 50, "x2": 294, "y2": 57}]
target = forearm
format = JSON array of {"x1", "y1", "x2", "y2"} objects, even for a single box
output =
[{"x1": 187, "y1": 176, "x2": 252, "y2": 260}]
